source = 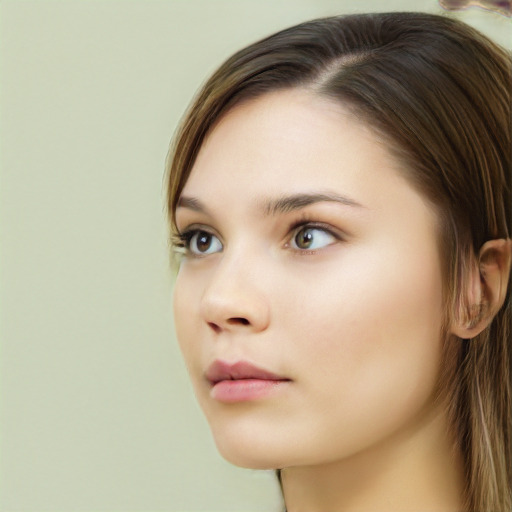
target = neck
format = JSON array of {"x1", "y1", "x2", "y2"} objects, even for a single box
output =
[{"x1": 280, "y1": 404, "x2": 465, "y2": 512}]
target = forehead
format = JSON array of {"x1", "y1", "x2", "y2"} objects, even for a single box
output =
[{"x1": 180, "y1": 88, "x2": 431, "y2": 222}]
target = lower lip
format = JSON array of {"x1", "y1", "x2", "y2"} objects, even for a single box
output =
[{"x1": 210, "y1": 379, "x2": 289, "y2": 403}]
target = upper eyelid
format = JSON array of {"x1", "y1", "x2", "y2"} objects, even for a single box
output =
[
  {"x1": 177, "y1": 220, "x2": 340, "y2": 235},
  {"x1": 176, "y1": 219, "x2": 345, "y2": 238},
  {"x1": 175, "y1": 209, "x2": 351, "y2": 245},
  {"x1": 172, "y1": 224, "x2": 222, "y2": 250},
  {"x1": 176, "y1": 223, "x2": 221, "y2": 238},
  {"x1": 288, "y1": 221, "x2": 346, "y2": 240}
]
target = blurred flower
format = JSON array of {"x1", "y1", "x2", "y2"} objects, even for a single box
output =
[{"x1": 439, "y1": 0, "x2": 511, "y2": 16}]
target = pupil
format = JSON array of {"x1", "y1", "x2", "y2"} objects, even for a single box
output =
[
  {"x1": 197, "y1": 232, "x2": 211, "y2": 252},
  {"x1": 297, "y1": 228, "x2": 313, "y2": 249}
]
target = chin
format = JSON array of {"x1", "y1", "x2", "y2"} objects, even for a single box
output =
[
  {"x1": 212, "y1": 430, "x2": 287, "y2": 470},
  {"x1": 221, "y1": 453, "x2": 279, "y2": 470},
  {"x1": 215, "y1": 441, "x2": 280, "y2": 470}
]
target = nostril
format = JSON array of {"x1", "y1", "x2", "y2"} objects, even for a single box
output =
[
  {"x1": 208, "y1": 322, "x2": 221, "y2": 333},
  {"x1": 207, "y1": 318, "x2": 251, "y2": 332},
  {"x1": 228, "y1": 317, "x2": 250, "y2": 326}
]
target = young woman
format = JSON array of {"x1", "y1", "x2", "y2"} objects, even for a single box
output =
[{"x1": 165, "y1": 12, "x2": 511, "y2": 512}]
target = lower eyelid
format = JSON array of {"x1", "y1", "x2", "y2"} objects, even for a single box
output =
[{"x1": 290, "y1": 248, "x2": 323, "y2": 256}]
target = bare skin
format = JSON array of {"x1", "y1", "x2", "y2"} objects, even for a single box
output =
[
  {"x1": 173, "y1": 89, "x2": 467, "y2": 511},
  {"x1": 280, "y1": 401, "x2": 465, "y2": 512}
]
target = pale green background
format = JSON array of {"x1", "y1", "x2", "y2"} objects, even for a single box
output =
[{"x1": 1, "y1": 1, "x2": 510, "y2": 511}]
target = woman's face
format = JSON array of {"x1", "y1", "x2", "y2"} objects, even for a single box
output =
[{"x1": 173, "y1": 89, "x2": 446, "y2": 469}]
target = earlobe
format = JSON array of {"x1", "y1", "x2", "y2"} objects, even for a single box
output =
[{"x1": 450, "y1": 238, "x2": 512, "y2": 339}]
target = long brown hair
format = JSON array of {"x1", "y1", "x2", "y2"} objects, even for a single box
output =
[{"x1": 166, "y1": 12, "x2": 511, "y2": 511}]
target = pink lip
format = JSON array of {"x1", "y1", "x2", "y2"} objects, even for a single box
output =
[{"x1": 206, "y1": 360, "x2": 291, "y2": 403}]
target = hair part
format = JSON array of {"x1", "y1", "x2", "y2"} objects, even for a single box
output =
[{"x1": 166, "y1": 12, "x2": 511, "y2": 511}]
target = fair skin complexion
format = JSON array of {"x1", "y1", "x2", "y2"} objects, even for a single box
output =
[{"x1": 172, "y1": 88, "x2": 503, "y2": 511}]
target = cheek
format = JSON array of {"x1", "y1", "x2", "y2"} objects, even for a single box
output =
[
  {"x1": 275, "y1": 241, "x2": 445, "y2": 455},
  {"x1": 172, "y1": 270, "x2": 203, "y2": 373},
  {"x1": 284, "y1": 242, "x2": 444, "y2": 358}
]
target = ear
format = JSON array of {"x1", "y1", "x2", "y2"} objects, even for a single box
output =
[{"x1": 451, "y1": 238, "x2": 512, "y2": 339}]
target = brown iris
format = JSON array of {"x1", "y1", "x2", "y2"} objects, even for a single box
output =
[
  {"x1": 196, "y1": 231, "x2": 213, "y2": 252},
  {"x1": 294, "y1": 227, "x2": 315, "y2": 249}
]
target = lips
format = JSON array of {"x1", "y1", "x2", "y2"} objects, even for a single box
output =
[
  {"x1": 205, "y1": 360, "x2": 291, "y2": 403},
  {"x1": 206, "y1": 360, "x2": 289, "y2": 385}
]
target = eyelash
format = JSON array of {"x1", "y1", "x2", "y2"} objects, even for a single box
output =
[
  {"x1": 171, "y1": 220, "x2": 343, "y2": 257},
  {"x1": 171, "y1": 229, "x2": 204, "y2": 254}
]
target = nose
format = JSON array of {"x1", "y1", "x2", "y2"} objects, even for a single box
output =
[{"x1": 200, "y1": 255, "x2": 271, "y2": 334}]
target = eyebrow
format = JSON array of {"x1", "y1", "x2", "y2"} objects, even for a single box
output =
[
  {"x1": 177, "y1": 196, "x2": 206, "y2": 212},
  {"x1": 176, "y1": 191, "x2": 364, "y2": 216},
  {"x1": 262, "y1": 192, "x2": 364, "y2": 215}
]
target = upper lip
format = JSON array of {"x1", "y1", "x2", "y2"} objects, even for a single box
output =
[{"x1": 206, "y1": 360, "x2": 289, "y2": 385}]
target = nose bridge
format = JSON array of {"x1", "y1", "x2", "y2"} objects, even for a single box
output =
[{"x1": 200, "y1": 242, "x2": 270, "y2": 332}]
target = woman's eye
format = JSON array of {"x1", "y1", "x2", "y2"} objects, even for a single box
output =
[
  {"x1": 188, "y1": 230, "x2": 223, "y2": 255},
  {"x1": 291, "y1": 226, "x2": 337, "y2": 250}
]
